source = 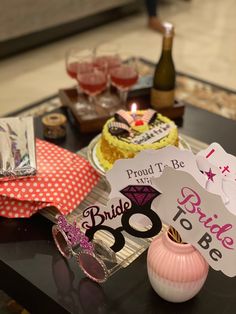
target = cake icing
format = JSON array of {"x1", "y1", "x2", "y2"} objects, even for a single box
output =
[{"x1": 96, "y1": 109, "x2": 178, "y2": 170}]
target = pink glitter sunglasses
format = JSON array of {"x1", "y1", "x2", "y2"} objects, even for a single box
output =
[{"x1": 52, "y1": 215, "x2": 117, "y2": 283}]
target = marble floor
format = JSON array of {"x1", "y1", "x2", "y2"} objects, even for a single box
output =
[{"x1": 0, "y1": 0, "x2": 236, "y2": 116}]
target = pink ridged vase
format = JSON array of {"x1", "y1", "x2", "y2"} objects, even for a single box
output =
[{"x1": 147, "y1": 231, "x2": 209, "y2": 303}]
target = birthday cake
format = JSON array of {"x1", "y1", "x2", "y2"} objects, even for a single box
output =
[{"x1": 96, "y1": 109, "x2": 178, "y2": 170}]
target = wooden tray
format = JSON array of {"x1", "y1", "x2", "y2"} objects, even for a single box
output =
[
  {"x1": 59, "y1": 87, "x2": 185, "y2": 133},
  {"x1": 59, "y1": 87, "x2": 123, "y2": 133}
]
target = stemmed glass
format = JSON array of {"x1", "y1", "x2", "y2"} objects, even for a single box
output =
[
  {"x1": 93, "y1": 43, "x2": 122, "y2": 111},
  {"x1": 65, "y1": 48, "x2": 94, "y2": 82},
  {"x1": 110, "y1": 56, "x2": 139, "y2": 106},
  {"x1": 94, "y1": 43, "x2": 121, "y2": 72},
  {"x1": 77, "y1": 57, "x2": 108, "y2": 118},
  {"x1": 65, "y1": 49, "x2": 95, "y2": 116}
]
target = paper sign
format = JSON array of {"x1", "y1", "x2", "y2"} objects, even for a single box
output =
[
  {"x1": 80, "y1": 186, "x2": 162, "y2": 252},
  {"x1": 197, "y1": 143, "x2": 236, "y2": 180},
  {"x1": 80, "y1": 199, "x2": 131, "y2": 252},
  {"x1": 81, "y1": 198, "x2": 131, "y2": 231},
  {"x1": 131, "y1": 123, "x2": 175, "y2": 144},
  {"x1": 197, "y1": 143, "x2": 236, "y2": 214},
  {"x1": 222, "y1": 178, "x2": 236, "y2": 215},
  {"x1": 106, "y1": 146, "x2": 206, "y2": 199},
  {"x1": 196, "y1": 155, "x2": 229, "y2": 204},
  {"x1": 152, "y1": 167, "x2": 236, "y2": 277}
]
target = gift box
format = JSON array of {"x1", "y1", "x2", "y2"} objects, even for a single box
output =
[{"x1": 0, "y1": 139, "x2": 100, "y2": 218}]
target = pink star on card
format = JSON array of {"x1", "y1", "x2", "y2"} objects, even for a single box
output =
[{"x1": 205, "y1": 168, "x2": 216, "y2": 182}]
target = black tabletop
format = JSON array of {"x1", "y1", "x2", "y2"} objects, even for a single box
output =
[{"x1": 0, "y1": 104, "x2": 236, "y2": 314}]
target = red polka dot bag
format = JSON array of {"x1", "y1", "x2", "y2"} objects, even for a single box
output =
[{"x1": 0, "y1": 139, "x2": 100, "y2": 218}]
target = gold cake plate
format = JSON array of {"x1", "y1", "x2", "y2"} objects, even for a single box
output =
[{"x1": 87, "y1": 134, "x2": 191, "y2": 177}]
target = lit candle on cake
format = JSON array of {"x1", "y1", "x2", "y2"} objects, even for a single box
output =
[
  {"x1": 131, "y1": 103, "x2": 137, "y2": 121},
  {"x1": 131, "y1": 103, "x2": 145, "y2": 126}
]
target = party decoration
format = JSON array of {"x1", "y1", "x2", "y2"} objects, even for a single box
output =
[
  {"x1": 80, "y1": 185, "x2": 162, "y2": 252},
  {"x1": 114, "y1": 109, "x2": 134, "y2": 125},
  {"x1": 108, "y1": 121, "x2": 130, "y2": 136},
  {"x1": 56, "y1": 215, "x2": 93, "y2": 252},
  {"x1": 196, "y1": 156, "x2": 229, "y2": 204},
  {"x1": 152, "y1": 167, "x2": 236, "y2": 277},
  {"x1": 70, "y1": 141, "x2": 236, "y2": 285},
  {"x1": 53, "y1": 215, "x2": 117, "y2": 283},
  {"x1": 111, "y1": 109, "x2": 159, "y2": 136},
  {"x1": 130, "y1": 122, "x2": 175, "y2": 145},
  {"x1": 141, "y1": 109, "x2": 157, "y2": 124},
  {"x1": 196, "y1": 142, "x2": 236, "y2": 213},
  {"x1": 197, "y1": 142, "x2": 236, "y2": 179},
  {"x1": 107, "y1": 146, "x2": 206, "y2": 198},
  {"x1": 222, "y1": 179, "x2": 236, "y2": 215}
]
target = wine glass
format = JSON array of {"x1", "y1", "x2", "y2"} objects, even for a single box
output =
[
  {"x1": 94, "y1": 55, "x2": 121, "y2": 72},
  {"x1": 65, "y1": 48, "x2": 94, "y2": 80},
  {"x1": 65, "y1": 49, "x2": 95, "y2": 115},
  {"x1": 110, "y1": 56, "x2": 139, "y2": 106},
  {"x1": 77, "y1": 66, "x2": 108, "y2": 118},
  {"x1": 94, "y1": 43, "x2": 122, "y2": 111},
  {"x1": 94, "y1": 43, "x2": 121, "y2": 72}
]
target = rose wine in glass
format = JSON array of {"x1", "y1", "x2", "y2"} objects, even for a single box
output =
[
  {"x1": 93, "y1": 44, "x2": 122, "y2": 111},
  {"x1": 110, "y1": 60, "x2": 139, "y2": 106},
  {"x1": 77, "y1": 71, "x2": 107, "y2": 96},
  {"x1": 67, "y1": 61, "x2": 94, "y2": 79},
  {"x1": 66, "y1": 61, "x2": 78, "y2": 79},
  {"x1": 65, "y1": 49, "x2": 98, "y2": 117},
  {"x1": 110, "y1": 65, "x2": 138, "y2": 89},
  {"x1": 77, "y1": 69, "x2": 108, "y2": 118},
  {"x1": 93, "y1": 55, "x2": 121, "y2": 111},
  {"x1": 94, "y1": 55, "x2": 121, "y2": 72},
  {"x1": 94, "y1": 43, "x2": 121, "y2": 71}
]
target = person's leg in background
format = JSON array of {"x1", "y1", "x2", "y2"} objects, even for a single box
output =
[{"x1": 145, "y1": 0, "x2": 165, "y2": 33}]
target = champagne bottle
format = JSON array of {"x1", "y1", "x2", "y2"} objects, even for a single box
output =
[{"x1": 151, "y1": 23, "x2": 176, "y2": 109}]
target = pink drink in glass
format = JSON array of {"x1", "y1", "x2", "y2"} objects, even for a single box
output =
[
  {"x1": 77, "y1": 71, "x2": 107, "y2": 96},
  {"x1": 94, "y1": 56, "x2": 121, "y2": 71},
  {"x1": 67, "y1": 61, "x2": 94, "y2": 79},
  {"x1": 66, "y1": 62, "x2": 78, "y2": 79},
  {"x1": 110, "y1": 65, "x2": 138, "y2": 90}
]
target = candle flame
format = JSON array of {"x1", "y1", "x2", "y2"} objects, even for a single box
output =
[{"x1": 131, "y1": 103, "x2": 137, "y2": 115}]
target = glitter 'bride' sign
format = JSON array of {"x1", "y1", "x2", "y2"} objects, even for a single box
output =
[{"x1": 80, "y1": 186, "x2": 162, "y2": 252}]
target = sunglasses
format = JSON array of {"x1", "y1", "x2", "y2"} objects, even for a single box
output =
[{"x1": 52, "y1": 215, "x2": 118, "y2": 283}]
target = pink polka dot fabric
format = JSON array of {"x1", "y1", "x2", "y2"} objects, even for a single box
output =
[{"x1": 0, "y1": 139, "x2": 100, "y2": 218}]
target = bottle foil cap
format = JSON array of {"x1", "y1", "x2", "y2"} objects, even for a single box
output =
[{"x1": 163, "y1": 22, "x2": 174, "y2": 36}]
